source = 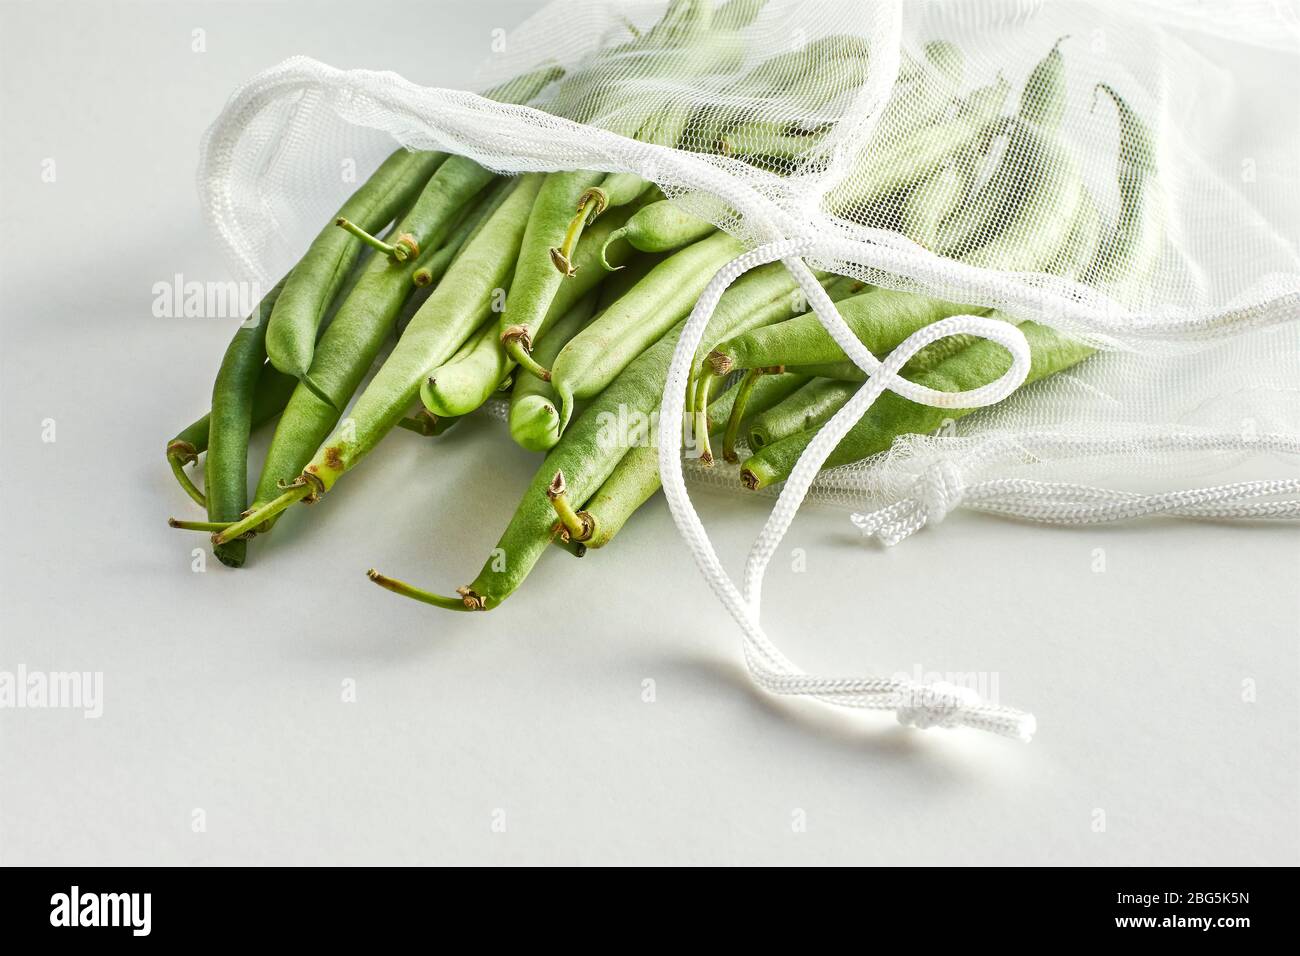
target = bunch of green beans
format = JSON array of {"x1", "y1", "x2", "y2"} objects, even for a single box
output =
[{"x1": 164, "y1": 21, "x2": 1158, "y2": 614}]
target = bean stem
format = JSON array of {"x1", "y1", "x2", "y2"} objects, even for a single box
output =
[
  {"x1": 365, "y1": 570, "x2": 476, "y2": 610},
  {"x1": 212, "y1": 479, "x2": 317, "y2": 545},
  {"x1": 551, "y1": 187, "x2": 608, "y2": 276},
  {"x1": 335, "y1": 218, "x2": 418, "y2": 262},
  {"x1": 546, "y1": 470, "x2": 593, "y2": 541},
  {"x1": 167, "y1": 517, "x2": 234, "y2": 533},
  {"x1": 166, "y1": 440, "x2": 205, "y2": 507},
  {"x1": 721, "y1": 367, "x2": 765, "y2": 463}
]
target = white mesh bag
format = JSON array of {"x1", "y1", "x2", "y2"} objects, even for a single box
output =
[{"x1": 198, "y1": 0, "x2": 1300, "y2": 740}]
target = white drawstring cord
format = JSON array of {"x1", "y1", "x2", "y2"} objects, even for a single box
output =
[
  {"x1": 657, "y1": 238, "x2": 1038, "y2": 742},
  {"x1": 853, "y1": 474, "x2": 1300, "y2": 545}
]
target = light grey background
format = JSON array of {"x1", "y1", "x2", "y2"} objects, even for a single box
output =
[{"x1": 1, "y1": 0, "x2": 1296, "y2": 866}]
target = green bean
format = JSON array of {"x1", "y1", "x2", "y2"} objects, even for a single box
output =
[
  {"x1": 264, "y1": 150, "x2": 446, "y2": 379},
  {"x1": 707, "y1": 288, "x2": 989, "y2": 375},
  {"x1": 688, "y1": 35, "x2": 870, "y2": 150},
  {"x1": 421, "y1": 200, "x2": 638, "y2": 420},
  {"x1": 901, "y1": 113, "x2": 1008, "y2": 249},
  {"x1": 509, "y1": 291, "x2": 599, "y2": 452},
  {"x1": 747, "y1": 378, "x2": 860, "y2": 450},
  {"x1": 686, "y1": 272, "x2": 864, "y2": 418},
  {"x1": 166, "y1": 362, "x2": 300, "y2": 507},
  {"x1": 599, "y1": 199, "x2": 718, "y2": 267},
  {"x1": 498, "y1": 170, "x2": 609, "y2": 380},
  {"x1": 690, "y1": 272, "x2": 861, "y2": 461},
  {"x1": 1020, "y1": 36, "x2": 1070, "y2": 131},
  {"x1": 553, "y1": 174, "x2": 656, "y2": 270},
  {"x1": 739, "y1": 78, "x2": 1162, "y2": 494},
  {"x1": 740, "y1": 319, "x2": 1094, "y2": 489},
  {"x1": 407, "y1": 176, "x2": 512, "y2": 296},
  {"x1": 1086, "y1": 84, "x2": 1163, "y2": 295},
  {"x1": 785, "y1": 329, "x2": 992, "y2": 382},
  {"x1": 961, "y1": 130, "x2": 1084, "y2": 271},
  {"x1": 1046, "y1": 189, "x2": 1102, "y2": 279},
  {"x1": 583, "y1": 372, "x2": 808, "y2": 547},
  {"x1": 368, "y1": 323, "x2": 697, "y2": 611},
  {"x1": 901, "y1": 164, "x2": 965, "y2": 250},
  {"x1": 418, "y1": 318, "x2": 512, "y2": 419},
  {"x1": 205, "y1": 276, "x2": 289, "y2": 567},
  {"x1": 169, "y1": 235, "x2": 381, "y2": 511},
  {"x1": 394, "y1": 184, "x2": 505, "y2": 341},
  {"x1": 229, "y1": 164, "x2": 499, "y2": 540},
  {"x1": 533, "y1": 0, "x2": 773, "y2": 281},
  {"x1": 715, "y1": 46, "x2": 873, "y2": 159},
  {"x1": 935, "y1": 42, "x2": 1068, "y2": 255},
  {"x1": 550, "y1": 230, "x2": 747, "y2": 426}
]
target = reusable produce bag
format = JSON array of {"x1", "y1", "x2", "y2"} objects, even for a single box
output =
[{"x1": 198, "y1": 0, "x2": 1300, "y2": 739}]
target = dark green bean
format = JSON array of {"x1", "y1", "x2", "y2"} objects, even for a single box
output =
[{"x1": 205, "y1": 276, "x2": 289, "y2": 567}]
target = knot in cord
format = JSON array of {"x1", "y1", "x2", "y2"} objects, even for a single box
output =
[
  {"x1": 894, "y1": 681, "x2": 982, "y2": 731},
  {"x1": 852, "y1": 459, "x2": 967, "y2": 545},
  {"x1": 917, "y1": 458, "x2": 966, "y2": 527}
]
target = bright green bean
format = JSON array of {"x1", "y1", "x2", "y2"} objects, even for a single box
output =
[
  {"x1": 265, "y1": 149, "x2": 446, "y2": 379},
  {"x1": 599, "y1": 199, "x2": 718, "y2": 266},
  {"x1": 551, "y1": 230, "x2": 747, "y2": 426},
  {"x1": 707, "y1": 288, "x2": 989, "y2": 375},
  {"x1": 509, "y1": 291, "x2": 599, "y2": 452}
]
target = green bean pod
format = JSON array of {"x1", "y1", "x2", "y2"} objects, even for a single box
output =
[
  {"x1": 420, "y1": 201, "x2": 639, "y2": 420},
  {"x1": 747, "y1": 378, "x2": 860, "y2": 450},
  {"x1": 935, "y1": 40, "x2": 1069, "y2": 255},
  {"x1": 370, "y1": 323, "x2": 697, "y2": 611},
  {"x1": 685, "y1": 272, "x2": 863, "y2": 416},
  {"x1": 958, "y1": 132, "x2": 1084, "y2": 273},
  {"x1": 167, "y1": 362, "x2": 301, "y2": 507},
  {"x1": 1085, "y1": 84, "x2": 1164, "y2": 296},
  {"x1": 509, "y1": 291, "x2": 599, "y2": 452},
  {"x1": 265, "y1": 149, "x2": 446, "y2": 379},
  {"x1": 599, "y1": 199, "x2": 718, "y2": 266},
  {"x1": 421, "y1": 321, "x2": 512, "y2": 420},
  {"x1": 740, "y1": 319, "x2": 1094, "y2": 489},
  {"x1": 498, "y1": 169, "x2": 607, "y2": 376},
  {"x1": 205, "y1": 277, "x2": 289, "y2": 566},
  {"x1": 707, "y1": 288, "x2": 989, "y2": 375},
  {"x1": 551, "y1": 230, "x2": 747, "y2": 426},
  {"x1": 582, "y1": 372, "x2": 807, "y2": 548},
  {"x1": 1020, "y1": 36, "x2": 1070, "y2": 131},
  {"x1": 689, "y1": 35, "x2": 870, "y2": 149},
  {"x1": 901, "y1": 164, "x2": 965, "y2": 250}
]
